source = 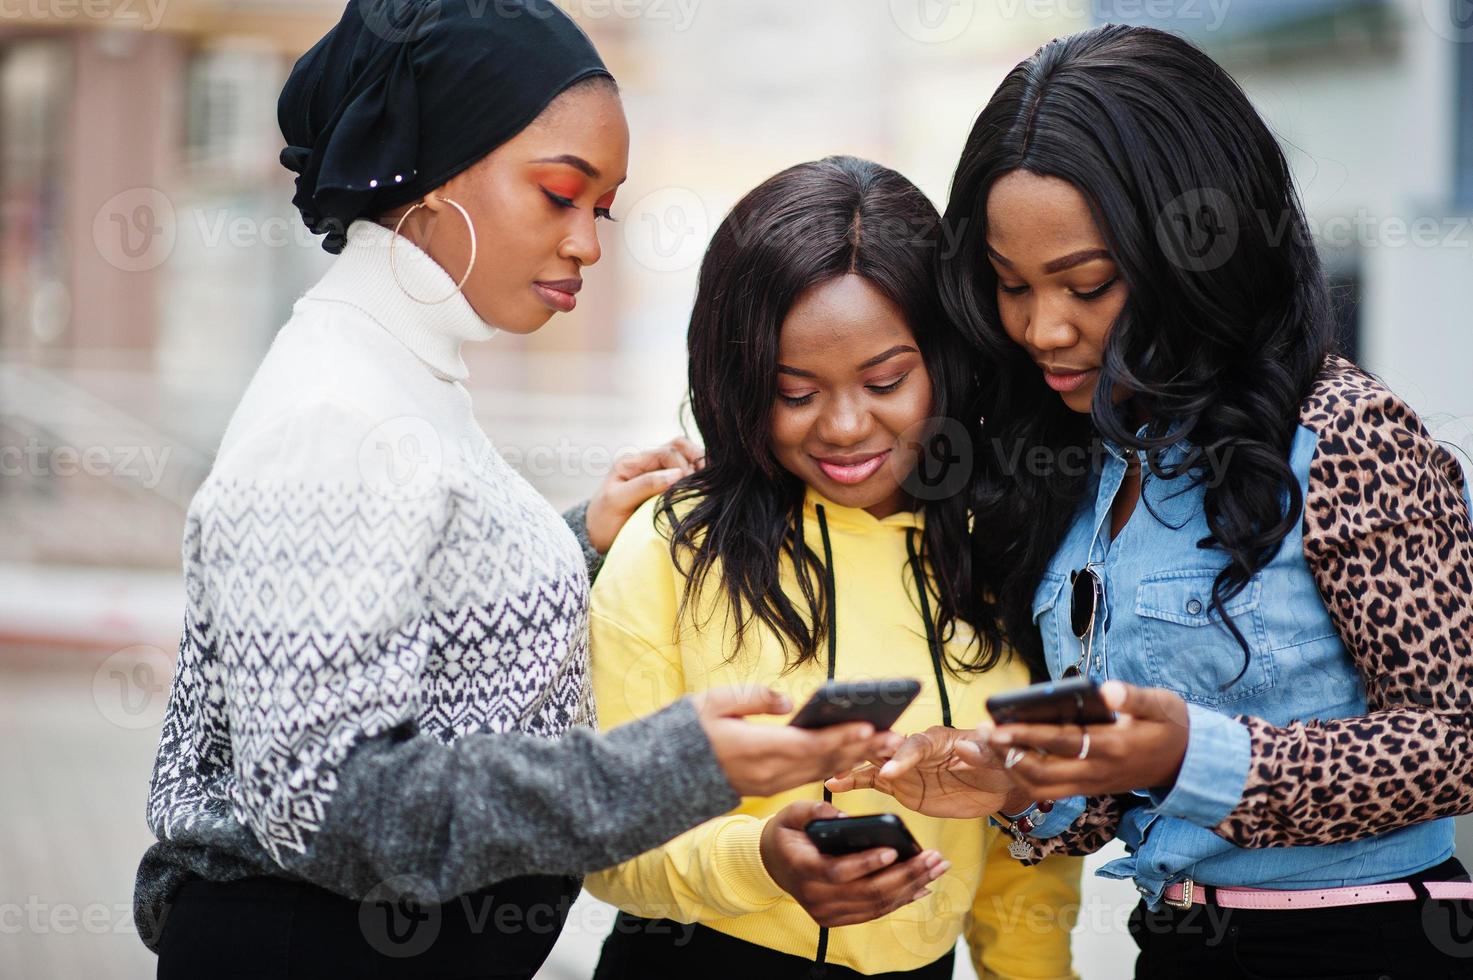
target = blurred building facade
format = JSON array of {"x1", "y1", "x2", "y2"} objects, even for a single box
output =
[
  {"x1": 3, "y1": 4, "x2": 1471, "y2": 980},
  {"x1": 1, "y1": 0, "x2": 1469, "y2": 620}
]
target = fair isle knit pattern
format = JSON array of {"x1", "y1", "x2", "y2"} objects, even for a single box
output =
[{"x1": 144, "y1": 219, "x2": 591, "y2": 868}]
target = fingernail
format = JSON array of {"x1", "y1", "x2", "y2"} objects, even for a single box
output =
[
  {"x1": 879, "y1": 762, "x2": 898, "y2": 777},
  {"x1": 991, "y1": 732, "x2": 1013, "y2": 745},
  {"x1": 878, "y1": 848, "x2": 897, "y2": 865},
  {"x1": 924, "y1": 851, "x2": 943, "y2": 868},
  {"x1": 915, "y1": 888, "x2": 932, "y2": 900},
  {"x1": 931, "y1": 861, "x2": 951, "y2": 879}
]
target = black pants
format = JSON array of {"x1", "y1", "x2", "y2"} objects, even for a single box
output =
[
  {"x1": 155, "y1": 873, "x2": 581, "y2": 980},
  {"x1": 592, "y1": 911, "x2": 955, "y2": 980},
  {"x1": 1130, "y1": 856, "x2": 1473, "y2": 979}
]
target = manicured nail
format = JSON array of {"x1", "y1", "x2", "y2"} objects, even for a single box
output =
[
  {"x1": 991, "y1": 732, "x2": 1013, "y2": 745},
  {"x1": 878, "y1": 849, "x2": 898, "y2": 865},
  {"x1": 931, "y1": 861, "x2": 951, "y2": 879},
  {"x1": 915, "y1": 888, "x2": 932, "y2": 900}
]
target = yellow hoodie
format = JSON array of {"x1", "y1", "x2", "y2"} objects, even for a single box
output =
[{"x1": 584, "y1": 488, "x2": 1082, "y2": 979}]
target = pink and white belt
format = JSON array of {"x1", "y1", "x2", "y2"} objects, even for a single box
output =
[{"x1": 1162, "y1": 877, "x2": 1473, "y2": 911}]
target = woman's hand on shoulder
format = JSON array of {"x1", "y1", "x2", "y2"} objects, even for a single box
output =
[{"x1": 585, "y1": 436, "x2": 704, "y2": 553}]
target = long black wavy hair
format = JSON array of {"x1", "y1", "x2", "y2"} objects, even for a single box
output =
[
  {"x1": 662, "y1": 155, "x2": 1002, "y2": 675},
  {"x1": 939, "y1": 25, "x2": 1335, "y2": 681}
]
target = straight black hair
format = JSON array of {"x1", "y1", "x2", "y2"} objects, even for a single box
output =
[{"x1": 663, "y1": 155, "x2": 1003, "y2": 674}]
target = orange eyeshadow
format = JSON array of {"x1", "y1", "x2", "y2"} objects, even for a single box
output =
[{"x1": 538, "y1": 174, "x2": 586, "y2": 199}]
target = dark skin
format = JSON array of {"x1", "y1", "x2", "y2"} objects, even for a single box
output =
[
  {"x1": 375, "y1": 83, "x2": 692, "y2": 551},
  {"x1": 831, "y1": 171, "x2": 1192, "y2": 813},
  {"x1": 768, "y1": 274, "x2": 934, "y2": 520},
  {"x1": 368, "y1": 86, "x2": 907, "y2": 801},
  {"x1": 761, "y1": 273, "x2": 951, "y2": 926}
]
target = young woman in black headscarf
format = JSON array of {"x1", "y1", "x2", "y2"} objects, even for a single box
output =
[{"x1": 133, "y1": 3, "x2": 901, "y2": 977}]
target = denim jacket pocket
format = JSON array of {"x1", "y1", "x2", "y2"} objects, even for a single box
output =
[
  {"x1": 1135, "y1": 570, "x2": 1275, "y2": 706},
  {"x1": 1032, "y1": 572, "x2": 1071, "y2": 679}
]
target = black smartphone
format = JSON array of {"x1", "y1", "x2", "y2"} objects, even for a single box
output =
[
  {"x1": 805, "y1": 814, "x2": 923, "y2": 861},
  {"x1": 788, "y1": 679, "x2": 922, "y2": 731},
  {"x1": 985, "y1": 675, "x2": 1116, "y2": 726}
]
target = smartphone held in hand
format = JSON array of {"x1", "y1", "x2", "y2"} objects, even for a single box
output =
[
  {"x1": 787, "y1": 679, "x2": 922, "y2": 731},
  {"x1": 804, "y1": 813, "x2": 923, "y2": 861},
  {"x1": 985, "y1": 675, "x2": 1116, "y2": 726}
]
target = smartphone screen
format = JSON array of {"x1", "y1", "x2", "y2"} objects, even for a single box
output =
[
  {"x1": 788, "y1": 678, "x2": 922, "y2": 731},
  {"x1": 805, "y1": 814, "x2": 923, "y2": 860},
  {"x1": 985, "y1": 675, "x2": 1115, "y2": 726}
]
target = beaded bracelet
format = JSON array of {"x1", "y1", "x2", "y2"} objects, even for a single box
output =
[{"x1": 998, "y1": 799, "x2": 1054, "y2": 860}]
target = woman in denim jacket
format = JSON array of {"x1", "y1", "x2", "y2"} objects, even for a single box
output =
[{"x1": 833, "y1": 25, "x2": 1473, "y2": 977}]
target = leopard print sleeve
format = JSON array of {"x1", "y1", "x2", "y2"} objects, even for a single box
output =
[
  {"x1": 1212, "y1": 356, "x2": 1473, "y2": 849},
  {"x1": 1017, "y1": 794, "x2": 1132, "y2": 864}
]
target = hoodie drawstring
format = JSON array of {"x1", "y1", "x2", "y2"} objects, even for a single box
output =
[
  {"x1": 813, "y1": 505, "x2": 838, "y2": 970},
  {"x1": 807, "y1": 509, "x2": 950, "y2": 973},
  {"x1": 906, "y1": 528, "x2": 952, "y2": 728}
]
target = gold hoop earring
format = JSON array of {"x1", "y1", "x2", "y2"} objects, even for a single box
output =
[{"x1": 389, "y1": 195, "x2": 477, "y2": 304}]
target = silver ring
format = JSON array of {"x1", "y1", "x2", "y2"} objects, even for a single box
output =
[
  {"x1": 1004, "y1": 747, "x2": 1027, "y2": 769},
  {"x1": 1077, "y1": 731, "x2": 1091, "y2": 761}
]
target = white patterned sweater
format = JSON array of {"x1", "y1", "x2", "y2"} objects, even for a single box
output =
[{"x1": 133, "y1": 219, "x2": 737, "y2": 950}]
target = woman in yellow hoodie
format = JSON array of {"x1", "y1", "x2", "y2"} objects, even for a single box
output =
[{"x1": 583, "y1": 156, "x2": 1082, "y2": 979}]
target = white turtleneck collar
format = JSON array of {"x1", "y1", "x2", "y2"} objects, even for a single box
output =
[{"x1": 302, "y1": 218, "x2": 498, "y2": 382}]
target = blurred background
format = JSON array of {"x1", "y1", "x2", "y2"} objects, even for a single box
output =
[{"x1": 2, "y1": 0, "x2": 1471, "y2": 977}]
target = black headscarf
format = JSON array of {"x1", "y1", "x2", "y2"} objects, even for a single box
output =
[{"x1": 279, "y1": 0, "x2": 612, "y2": 253}]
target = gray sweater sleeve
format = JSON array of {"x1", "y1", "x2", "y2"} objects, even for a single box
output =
[
  {"x1": 279, "y1": 501, "x2": 731, "y2": 899},
  {"x1": 289, "y1": 697, "x2": 738, "y2": 900},
  {"x1": 561, "y1": 499, "x2": 604, "y2": 582}
]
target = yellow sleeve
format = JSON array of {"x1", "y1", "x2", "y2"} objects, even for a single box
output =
[
  {"x1": 964, "y1": 829, "x2": 1082, "y2": 980},
  {"x1": 582, "y1": 499, "x2": 787, "y2": 922}
]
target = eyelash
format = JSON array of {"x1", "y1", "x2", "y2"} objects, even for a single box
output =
[
  {"x1": 778, "y1": 374, "x2": 909, "y2": 407},
  {"x1": 542, "y1": 188, "x2": 617, "y2": 222},
  {"x1": 998, "y1": 276, "x2": 1120, "y2": 301}
]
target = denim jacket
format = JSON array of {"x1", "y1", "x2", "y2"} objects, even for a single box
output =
[{"x1": 1003, "y1": 359, "x2": 1473, "y2": 909}]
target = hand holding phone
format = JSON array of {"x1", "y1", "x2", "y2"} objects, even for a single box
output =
[
  {"x1": 977, "y1": 679, "x2": 1193, "y2": 804},
  {"x1": 760, "y1": 801, "x2": 945, "y2": 929}
]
